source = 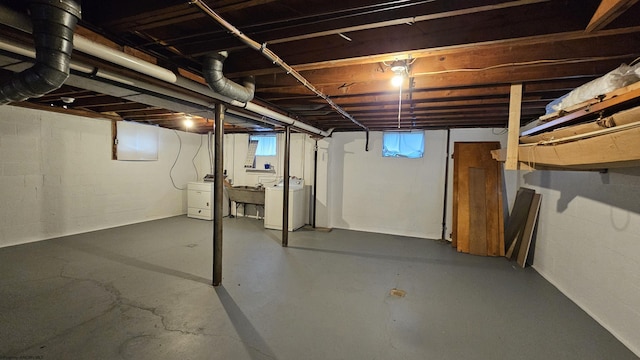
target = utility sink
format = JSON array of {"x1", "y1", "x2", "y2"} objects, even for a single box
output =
[{"x1": 226, "y1": 185, "x2": 265, "y2": 205}]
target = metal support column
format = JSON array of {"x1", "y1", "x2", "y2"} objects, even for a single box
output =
[
  {"x1": 312, "y1": 139, "x2": 318, "y2": 228},
  {"x1": 213, "y1": 103, "x2": 225, "y2": 286},
  {"x1": 441, "y1": 128, "x2": 451, "y2": 241},
  {"x1": 282, "y1": 126, "x2": 291, "y2": 247}
]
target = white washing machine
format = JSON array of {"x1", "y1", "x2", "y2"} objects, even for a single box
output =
[{"x1": 264, "y1": 179, "x2": 307, "y2": 231}]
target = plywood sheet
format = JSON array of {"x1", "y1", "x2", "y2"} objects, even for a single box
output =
[
  {"x1": 517, "y1": 194, "x2": 542, "y2": 268},
  {"x1": 469, "y1": 167, "x2": 488, "y2": 256},
  {"x1": 452, "y1": 142, "x2": 503, "y2": 256},
  {"x1": 505, "y1": 188, "x2": 536, "y2": 255}
]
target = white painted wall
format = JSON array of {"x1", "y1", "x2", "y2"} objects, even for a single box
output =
[
  {"x1": 314, "y1": 138, "x2": 330, "y2": 228},
  {"x1": 326, "y1": 131, "x2": 447, "y2": 238},
  {"x1": 324, "y1": 129, "x2": 516, "y2": 239},
  {"x1": 521, "y1": 168, "x2": 640, "y2": 356},
  {"x1": 0, "y1": 105, "x2": 207, "y2": 248}
]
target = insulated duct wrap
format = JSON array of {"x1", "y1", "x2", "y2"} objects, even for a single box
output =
[
  {"x1": 203, "y1": 51, "x2": 255, "y2": 103},
  {"x1": 0, "y1": 0, "x2": 81, "y2": 105}
]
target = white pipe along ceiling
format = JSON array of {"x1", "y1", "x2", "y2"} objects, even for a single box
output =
[{"x1": 0, "y1": 3, "x2": 330, "y2": 137}]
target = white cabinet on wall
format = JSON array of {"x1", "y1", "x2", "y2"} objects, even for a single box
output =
[{"x1": 188, "y1": 182, "x2": 214, "y2": 220}]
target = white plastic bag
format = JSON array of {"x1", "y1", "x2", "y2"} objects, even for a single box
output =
[{"x1": 547, "y1": 63, "x2": 640, "y2": 114}]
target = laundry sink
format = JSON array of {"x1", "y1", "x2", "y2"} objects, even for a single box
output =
[{"x1": 226, "y1": 185, "x2": 265, "y2": 205}]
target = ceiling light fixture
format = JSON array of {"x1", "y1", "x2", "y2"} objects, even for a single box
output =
[
  {"x1": 389, "y1": 60, "x2": 407, "y2": 87},
  {"x1": 184, "y1": 115, "x2": 194, "y2": 130},
  {"x1": 383, "y1": 58, "x2": 415, "y2": 128}
]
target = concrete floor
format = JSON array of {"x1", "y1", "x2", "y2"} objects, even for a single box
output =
[{"x1": 0, "y1": 216, "x2": 637, "y2": 360}]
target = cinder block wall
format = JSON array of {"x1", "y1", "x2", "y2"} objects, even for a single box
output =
[
  {"x1": 522, "y1": 168, "x2": 640, "y2": 356},
  {"x1": 0, "y1": 106, "x2": 206, "y2": 247}
]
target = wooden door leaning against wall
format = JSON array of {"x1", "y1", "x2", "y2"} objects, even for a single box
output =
[{"x1": 452, "y1": 142, "x2": 505, "y2": 256}]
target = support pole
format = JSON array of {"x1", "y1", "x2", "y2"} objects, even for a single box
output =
[
  {"x1": 312, "y1": 139, "x2": 318, "y2": 228},
  {"x1": 213, "y1": 103, "x2": 225, "y2": 286},
  {"x1": 282, "y1": 126, "x2": 291, "y2": 247},
  {"x1": 441, "y1": 128, "x2": 451, "y2": 241}
]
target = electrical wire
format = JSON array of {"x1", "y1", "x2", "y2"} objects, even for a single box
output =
[
  {"x1": 191, "y1": 134, "x2": 203, "y2": 181},
  {"x1": 412, "y1": 55, "x2": 640, "y2": 76},
  {"x1": 397, "y1": 84, "x2": 403, "y2": 128},
  {"x1": 169, "y1": 130, "x2": 185, "y2": 190},
  {"x1": 208, "y1": 130, "x2": 214, "y2": 174}
]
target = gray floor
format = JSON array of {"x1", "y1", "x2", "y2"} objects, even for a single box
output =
[{"x1": 0, "y1": 216, "x2": 637, "y2": 360}]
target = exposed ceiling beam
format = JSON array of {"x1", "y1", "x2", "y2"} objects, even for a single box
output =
[
  {"x1": 586, "y1": 0, "x2": 640, "y2": 32},
  {"x1": 253, "y1": 58, "x2": 626, "y2": 98},
  {"x1": 229, "y1": 25, "x2": 640, "y2": 77},
  {"x1": 105, "y1": 0, "x2": 279, "y2": 32},
  {"x1": 258, "y1": 0, "x2": 551, "y2": 46},
  {"x1": 11, "y1": 103, "x2": 123, "y2": 121}
]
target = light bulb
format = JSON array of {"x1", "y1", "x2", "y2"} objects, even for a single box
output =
[
  {"x1": 391, "y1": 74, "x2": 404, "y2": 87},
  {"x1": 184, "y1": 118, "x2": 194, "y2": 128}
]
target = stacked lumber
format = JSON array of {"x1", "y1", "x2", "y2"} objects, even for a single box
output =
[
  {"x1": 520, "y1": 105, "x2": 640, "y2": 144},
  {"x1": 504, "y1": 187, "x2": 542, "y2": 268}
]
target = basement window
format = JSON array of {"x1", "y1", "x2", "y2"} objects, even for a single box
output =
[
  {"x1": 250, "y1": 134, "x2": 277, "y2": 156},
  {"x1": 382, "y1": 131, "x2": 424, "y2": 158},
  {"x1": 113, "y1": 121, "x2": 159, "y2": 161},
  {"x1": 244, "y1": 134, "x2": 277, "y2": 170}
]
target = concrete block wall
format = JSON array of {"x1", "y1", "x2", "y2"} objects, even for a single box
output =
[
  {"x1": 0, "y1": 106, "x2": 206, "y2": 248},
  {"x1": 522, "y1": 168, "x2": 640, "y2": 356}
]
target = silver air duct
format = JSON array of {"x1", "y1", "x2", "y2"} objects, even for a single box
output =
[
  {"x1": 0, "y1": 0, "x2": 81, "y2": 105},
  {"x1": 202, "y1": 51, "x2": 255, "y2": 103}
]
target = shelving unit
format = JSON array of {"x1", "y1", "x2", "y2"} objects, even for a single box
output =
[{"x1": 494, "y1": 82, "x2": 640, "y2": 171}]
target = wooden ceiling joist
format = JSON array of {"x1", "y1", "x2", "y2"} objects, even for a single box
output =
[{"x1": 586, "y1": 0, "x2": 640, "y2": 32}]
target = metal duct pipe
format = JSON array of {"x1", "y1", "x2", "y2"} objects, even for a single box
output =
[
  {"x1": 0, "y1": 3, "x2": 330, "y2": 137},
  {"x1": 0, "y1": 34, "x2": 331, "y2": 137},
  {"x1": 0, "y1": 0, "x2": 81, "y2": 105},
  {"x1": 203, "y1": 51, "x2": 255, "y2": 103}
]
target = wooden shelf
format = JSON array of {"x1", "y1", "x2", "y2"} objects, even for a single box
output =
[
  {"x1": 245, "y1": 168, "x2": 276, "y2": 174},
  {"x1": 499, "y1": 81, "x2": 640, "y2": 171},
  {"x1": 493, "y1": 121, "x2": 640, "y2": 170}
]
